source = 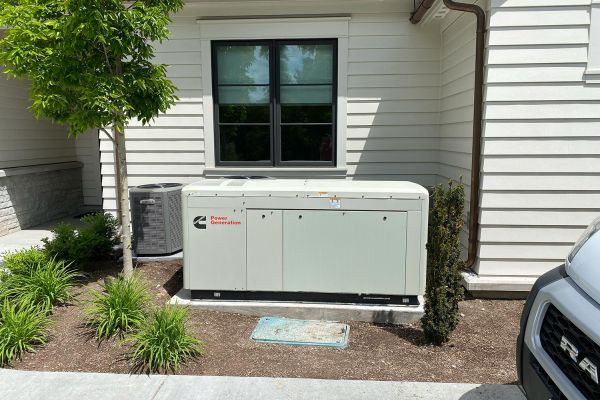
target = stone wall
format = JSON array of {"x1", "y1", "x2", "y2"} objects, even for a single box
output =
[{"x1": 0, "y1": 162, "x2": 83, "y2": 236}]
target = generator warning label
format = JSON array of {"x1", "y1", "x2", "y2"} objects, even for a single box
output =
[{"x1": 210, "y1": 216, "x2": 241, "y2": 225}]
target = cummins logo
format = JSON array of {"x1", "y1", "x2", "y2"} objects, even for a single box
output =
[
  {"x1": 193, "y1": 216, "x2": 206, "y2": 229},
  {"x1": 560, "y1": 335, "x2": 599, "y2": 384}
]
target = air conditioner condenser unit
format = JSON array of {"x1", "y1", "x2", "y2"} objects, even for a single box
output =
[{"x1": 182, "y1": 179, "x2": 428, "y2": 305}]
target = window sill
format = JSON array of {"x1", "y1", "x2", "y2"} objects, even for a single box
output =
[{"x1": 204, "y1": 166, "x2": 348, "y2": 178}]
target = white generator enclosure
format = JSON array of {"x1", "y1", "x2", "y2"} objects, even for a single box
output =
[{"x1": 182, "y1": 179, "x2": 429, "y2": 305}]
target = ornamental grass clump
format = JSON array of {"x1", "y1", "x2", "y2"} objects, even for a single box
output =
[
  {"x1": 0, "y1": 300, "x2": 49, "y2": 366},
  {"x1": 421, "y1": 181, "x2": 465, "y2": 345},
  {"x1": 1, "y1": 258, "x2": 80, "y2": 312},
  {"x1": 86, "y1": 275, "x2": 149, "y2": 339},
  {"x1": 130, "y1": 305, "x2": 204, "y2": 373}
]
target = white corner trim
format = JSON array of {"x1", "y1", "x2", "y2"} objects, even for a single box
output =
[
  {"x1": 586, "y1": 2, "x2": 600, "y2": 83},
  {"x1": 199, "y1": 17, "x2": 349, "y2": 170}
]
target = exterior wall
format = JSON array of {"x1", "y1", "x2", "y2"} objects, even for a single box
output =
[
  {"x1": 0, "y1": 163, "x2": 83, "y2": 236},
  {"x1": 0, "y1": 66, "x2": 76, "y2": 169},
  {"x1": 75, "y1": 131, "x2": 102, "y2": 207},
  {"x1": 437, "y1": 1, "x2": 483, "y2": 254},
  {"x1": 476, "y1": 0, "x2": 600, "y2": 281},
  {"x1": 92, "y1": 0, "x2": 600, "y2": 289},
  {"x1": 0, "y1": 65, "x2": 85, "y2": 235},
  {"x1": 100, "y1": 0, "x2": 442, "y2": 212}
]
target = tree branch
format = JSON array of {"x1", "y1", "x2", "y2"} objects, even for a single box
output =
[
  {"x1": 100, "y1": 127, "x2": 115, "y2": 143},
  {"x1": 101, "y1": 41, "x2": 114, "y2": 76}
]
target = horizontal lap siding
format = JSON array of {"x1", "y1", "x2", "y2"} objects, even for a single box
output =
[
  {"x1": 100, "y1": 19, "x2": 204, "y2": 213},
  {"x1": 347, "y1": 13, "x2": 440, "y2": 186},
  {"x1": 0, "y1": 68, "x2": 75, "y2": 169},
  {"x1": 75, "y1": 131, "x2": 102, "y2": 206},
  {"x1": 437, "y1": 2, "x2": 483, "y2": 254},
  {"x1": 101, "y1": 9, "x2": 444, "y2": 213},
  {"x1": 478, "y1": 1, "x2": 600, "y2": 278}
]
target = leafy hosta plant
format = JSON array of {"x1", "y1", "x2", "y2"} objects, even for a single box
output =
[
  {"x1": 86, "y1": 275, "x2": 149, "y2": 339},
  {"x1": 1, "y1": 258, "x2": 80, "y2": 312},
  {"x1": 130, "y1": 305, "x2": 204, "y2": 373},
  {"x1": 0, "y1": 300, "x2": 49, "y2": 366}
]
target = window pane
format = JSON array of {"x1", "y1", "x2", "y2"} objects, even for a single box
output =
[
  {"x1": 281, "y1": 105, "x2": 332, "y2": 123},
  {"x1": 219, "y1": 105, "x2": 270, "y2": 123},
  {"x1": 281, "y1": 125, "x2": 333, "y2": 162},
  {"x1": 279, "y1": 44, "x2": 333, "y2": 84},
  {"x1": 218, "y1": 86, "x2": 269, "y2": 104},
  {"x1": 220, "y1": 125, "x2": 271, "y2": 162},
  {"x1": 217, "y1": 45, "x2": 270, "y2": 85},
  {"x1": 280, "y1": 85, "x2": 332, "y2": 104}
]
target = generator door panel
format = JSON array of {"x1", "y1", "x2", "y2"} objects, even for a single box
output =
[
  {"x1": 246, "y1": 209, "x2": 283, "y2": 291},
  {"x1": 185, "y1": 208, "x2": 246, "y2": 290},
  {"x1": 282, "y1": 210, "x2": 408, "y2": 295}
]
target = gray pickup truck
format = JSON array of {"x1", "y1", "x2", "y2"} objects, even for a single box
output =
[{"x1": 517, "y1": 216, "x2": 600, "y2": 399}]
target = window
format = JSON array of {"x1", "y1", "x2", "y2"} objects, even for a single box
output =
[{"x1": 212, "y1": 39, "x2": 337, "y2": 166}]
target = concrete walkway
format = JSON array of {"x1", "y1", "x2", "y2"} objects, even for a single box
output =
[
  {"x1": 0, "y1": 216, "x2": 84, "y2": 256},
  {"x1": 0, "y1": 369, "x2": 524, "y2": 400}
]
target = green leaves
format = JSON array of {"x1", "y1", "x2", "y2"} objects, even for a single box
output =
[
  {"x1": 42, "y1": 212, "x2": 119, "y2": 265},
  {"x1": 0, "y1": 300, "x2": 49, "y2": 367},
  {"x1": 0, "y1": 258, "x2": 80, "y2": 312},
  {"x1": 422, "y1": 181, "x2": 465, "y2": 345},
  {"x1": 86, "y1": 274, "x2": 149, "y2": 339},
  {"x1": 0, "y1": 0, "x2": 183, "y2": 135},
  {"x1": 129, "y1": 305, "x2": 204, "y2": 373}
]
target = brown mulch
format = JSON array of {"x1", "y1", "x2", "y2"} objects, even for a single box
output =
[{"x1": 13, "y1": 260, "x2": 524, "y2": 384}]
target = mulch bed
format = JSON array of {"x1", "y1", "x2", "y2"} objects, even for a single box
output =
[{"x1": 12, "y1": 260, "x2": 524, "y2": 384}]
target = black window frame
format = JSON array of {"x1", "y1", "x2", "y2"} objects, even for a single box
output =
[{"x1": 212, "y1": 38, "x2": 338, "y2": 167}]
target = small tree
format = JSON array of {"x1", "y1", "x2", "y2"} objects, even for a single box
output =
[
  {"x1": 421, "y1": 181, "x2": 465, "y2": 345},
  {"x1": 0, "y1": 0, "x2": 183, "y2": 276}
]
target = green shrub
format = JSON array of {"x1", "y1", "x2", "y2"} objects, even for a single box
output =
[
  {"x1": 1, "y1": 258, "x2": 80, "y2": 311},
  {"x1": 130, "y1": 305, "x2": 203, "y2": 373},
  {"x1": 86, "y1": 275, "x2": 148, "y2": 339},
  {"x1": 421, "y1": 181, "x2": 465, "y2": 345},
  {"x1": 78, "y1": 212, "x2": 119, "y2": 260},
  {"x1": 0, "y1": 300, "x2": 49, "y2": 366},
  {"x1": 41, "y1": 223, "x2": 80, "y2": 264},
  {"x1": 42, "y1": 213, "x2": 119, "y2": 265},
  {"x1": 1, "y1": 247, "x2": 49, "y2": 274}
]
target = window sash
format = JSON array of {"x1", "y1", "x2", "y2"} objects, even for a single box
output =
[{"x1": 212, "y1": 39, "x2": 337, "y2": 167}]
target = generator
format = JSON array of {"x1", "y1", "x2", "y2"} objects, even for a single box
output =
[{"x1": 182, "y1": 178, "x2": 428, "y2": 305}]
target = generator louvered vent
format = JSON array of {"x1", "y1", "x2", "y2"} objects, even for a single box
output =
[{"x1": 131, "y1": 183, "x2": 183, "y2": 255}]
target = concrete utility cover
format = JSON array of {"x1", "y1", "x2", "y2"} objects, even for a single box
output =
[{"x1": 251, "y1": 316, "x2": 349, "y2": 348}]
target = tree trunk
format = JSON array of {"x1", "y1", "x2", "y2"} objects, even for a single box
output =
[
  {"x1": 112, "y1": 136, "x2": 123, "y2": 225},
  {"x1": 114, "y1": 124, "x2": 134, "y2": 277}
]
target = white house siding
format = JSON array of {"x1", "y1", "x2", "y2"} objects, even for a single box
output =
[
  {"x1": 100, "y1": 17, "x2": 205, "y2": 211},
  {"x1": 476, "y1": 0, "x2": 600, "y2": 282},
  {"x1": 437, "y1": 1, "x2": 485, "y2": 254},
  {"x1": 345, "y1": 13, "x2": 440, "y2": 184},
  {"x1": 0, "y1": 66, "x2": 75, "y2": 169},
  {"x1": 74, "y1": 131, "x2": 102, "y2": 207},
  {"x1": 99, "y1": 0, "x2": 442, "y2": 213}
]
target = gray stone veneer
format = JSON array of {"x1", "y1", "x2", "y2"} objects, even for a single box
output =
[{"x1": 0, "y1": 162, "x2": 83, "y2": 236}]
